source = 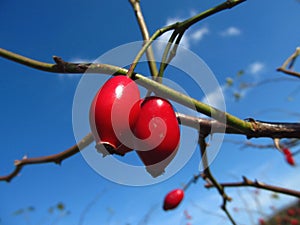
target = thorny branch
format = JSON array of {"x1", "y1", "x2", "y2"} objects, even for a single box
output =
[
  {"x1": 205, "y1": 176, "x2": 300, "y2": 199},
  {"x1": 0, "y1": 133, "x2": 94, "y2": 182},
  {"x1": 177, "y1": 113, "x2": 300, "y2": 139}
]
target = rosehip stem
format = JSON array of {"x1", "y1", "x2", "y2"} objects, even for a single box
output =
[
  {"x1": 182, "y1": 173, "x2": 202, "y2": 191},
  {"x1": 129, "y1": 0, "x2": 158, "y2": 78}
]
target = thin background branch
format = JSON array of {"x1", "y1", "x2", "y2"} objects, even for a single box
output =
[
  {"x1": 0, "y1": 133, "x2": 93, "y2": 182},
  {"x1": 205, "y1": 176, "x2": 300, "y2": 198},
  {"x1": 277, "y1": 47, "x2": 300, "y2": 78}
]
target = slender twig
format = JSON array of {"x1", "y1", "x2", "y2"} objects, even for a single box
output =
[
  {"x1": 182, "y1": 173, "x2": 202, "y2": 191},
  {"x1": 205, "y1": 176, "x2": 300, "y2": 198},
  {"x1": 165, "y1": 32, "x2": 185, "y2": 66},
  {"x1": 224, "y1": 138, "x2": 300, "y2": 150},
  {"x1": 129, "y1": 0, "x2": 158, "y2": 97},
  {"x1": 126, "y1": 24, "x2": 176, "y2": 78},
  {"x1": 282, "y1": 47, "x2": 300, "y2": 70},
  {"x1": 235, "y1": 207, "x2": 268, "y2": 218},
  {"x1": 199, "y1": 134, "x2": 236, "y2": 225},
  {"x1": 235, "y1": 77, "x2": 296, "y2": 90},
  {"x1": 277, "y1": 47, "x2": 300, "y2": 78},
  {"x1": 126, "y1": 0, "x2": 246, "y2": 78},
  {"x1": 277, "y1": 67, "x2": 300, "y2": 78},
  {"x1": 78, "y1": 189, "x2": 107, "y2": 225},
  {"x1": 137, "y1": 204, "x2": 158, "y2": 225},
  {"x1": 191, "y1": 201, "x2": 228, "y2": 220},
  {"x1": 129, "y1": 0, "x2": 158, "y2": 77},
  {"x1": 157, "y1": 30, "x2": 179, "y2": 78},
  {"x1": 234, "y1": 187, "x2": 256, "y2": 224},
  {"x1": 156, "y1": 0, "x2": 246, "y2": 78},
  {"x1": 0, "y1": 133, "x2": 93, "y2": 182}
]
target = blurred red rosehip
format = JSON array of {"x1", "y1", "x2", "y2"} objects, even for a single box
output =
[
  {"x1": 287, "y1": 208, "x2": 296, "y2": 217},
  {"x1": 258, "y1": 218, "x2": 266, "y2": 225},
  {"x1": 163, "y1": 189, "x2": 184, "y2": 211},
  {"x1": 282, "y1": 148, "x2": 296, "y2": 166}
]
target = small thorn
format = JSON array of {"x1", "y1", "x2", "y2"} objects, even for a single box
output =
[
  {"x1": 14, "y1": 160, "x2": 21, "y2": 166},
  {"x1": 273, "y1": 138, "x2": 282, "y2": 152}
]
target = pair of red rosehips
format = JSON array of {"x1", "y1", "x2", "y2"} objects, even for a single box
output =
[{"x1": 89, "y1": 75, "x2": 180, "y2": 177}]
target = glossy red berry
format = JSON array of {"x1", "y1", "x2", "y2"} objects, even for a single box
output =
[
  {"x1": 163, "y1": 189, "x2": 184, "y2": 211},
  {"x1": 133, "y1": 96, "x2": 180, "y2": 177},
  {"x1": 258, "y1": 218, "x2": 266, "y2": 225},
  {"x1": 89, "y1": 75, "x2": 140, "y2": 156}
]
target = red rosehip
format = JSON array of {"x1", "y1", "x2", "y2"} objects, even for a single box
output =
[
  {"x1": 283, "y1": 148, "x2": 296, "y2": 166},
  {"x1": 163, "y1": 189, "x2": 184, "y2": 211},
  {"x1": 290, "y1": 218, "x2": 299, "y2": 225},
  {"x1": 283, "y1": 148, "x2": 292, "y2": 157},
  {"x1": 89, "y1": 75, "x2": 140, "y2": 156},
  {"x1": 286, "y1": 155, "x2": 296, "y2": 166},
  {"x1": 133, "y1": 96, "x2": 180, "y2": 177},
  {"x1": 258, "y1": 218, "x2": 266, "y2": 225},
  {"x1": 287, "y1": 208, "x2": 296, "y2": 217}
]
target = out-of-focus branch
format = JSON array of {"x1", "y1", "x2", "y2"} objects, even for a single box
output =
[
  {"x1": 224, "y1": 138, "x2": 300, "y2": 150},
  {"x1": 277, "y1": 47, "x2": 300, "y2": 78},
  {"x1": 0, "y1": 133, "x2": 93, "y2": 182},
  {"x1": 205, "y1": 176, "x2": 300, "y2": 198},
  {"x1": 129, "y1": 0, "x2": 158, "y2": 77},
  {"x1": 199, "y1": 134, "x2": 236, "y2": 225}
]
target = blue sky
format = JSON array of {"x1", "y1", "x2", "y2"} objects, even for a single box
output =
[{"x1": 1, "y1": 0, "x2": 300, "y2": 225}]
